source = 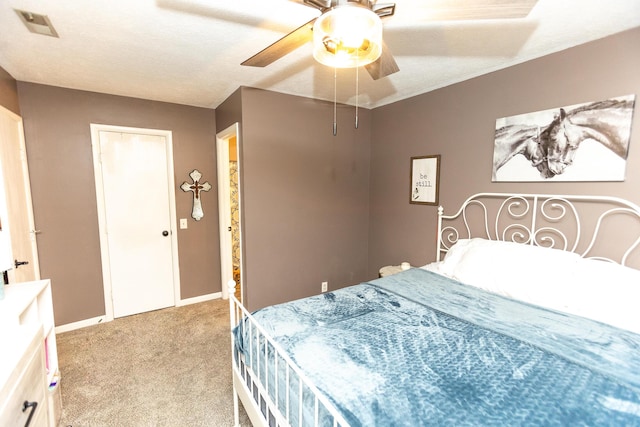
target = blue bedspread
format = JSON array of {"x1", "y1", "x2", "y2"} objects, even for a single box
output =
[{"x1": 236, "y1": 268, "x2": 640, "y2": 426}]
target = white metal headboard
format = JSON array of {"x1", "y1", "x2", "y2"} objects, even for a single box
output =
[{"x1": 437, "y1": 193, "x2": 640, "y2": 268}]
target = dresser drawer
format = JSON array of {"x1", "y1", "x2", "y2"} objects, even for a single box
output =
[{"x1": 0, "y1": 327, "x2": 48, "y2": 427}]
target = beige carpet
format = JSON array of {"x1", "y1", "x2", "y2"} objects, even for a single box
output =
[{"x1": 57, "y1": 298, "x2": 250, "y2": 426}]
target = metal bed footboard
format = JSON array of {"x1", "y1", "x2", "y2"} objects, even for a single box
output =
[{"x1": 228, "y1": 281, "x2": 350, "y2": 427}]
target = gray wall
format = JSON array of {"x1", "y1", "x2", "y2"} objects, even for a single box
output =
[
  {"x1": 368, "y1": 27, "x2": 640, "y2": 276},
  {"x1": 230, "y1": 88, "x2": 372, "y2": 310},
  {"x1": 17, "y1": 83, "x2": 219, "y2": 325},
  {"x1": 215, "y1": 87, "x2": 242, "y2": 133},
  {"x1": 0, "y1": 66, "x2": 19, "y2": 115}
]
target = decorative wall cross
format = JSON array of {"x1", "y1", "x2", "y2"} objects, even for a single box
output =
[{"x1": 181, "y1": 169, "x2": 211, "y2": 221}]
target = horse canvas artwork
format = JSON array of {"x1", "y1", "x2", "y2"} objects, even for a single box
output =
[{"x1": 492, "y1": 94, "x2": 636, "y2": 182}]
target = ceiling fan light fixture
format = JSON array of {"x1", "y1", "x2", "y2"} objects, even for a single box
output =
[{"x1": 312, "y1": 5, "x2": 382, "y2": 68}]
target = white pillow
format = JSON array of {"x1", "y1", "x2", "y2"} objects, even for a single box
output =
[
  {"x1": 442, "y1": 238, "x2": 581, "y2": 297},
  {"x1": 438, "y1": 238, "x2": 582, "y2": 310},
  {"x1": 436, "y1": 239, "x2": 475, "y2": 277},
  {"x1": 561, "y1": 259, "x2": 640, "y2": 334},
  {"x1": 420, "y1": 261, "x2": 445, "y2": 275},
  {"x1": 437, "y1": 238, "x2": 640, "y2": 333}
]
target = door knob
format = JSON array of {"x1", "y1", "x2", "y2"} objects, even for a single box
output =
[
  {"x1": 15, "y1": 259, "x2": 29, "y2": 269},
  {"x1": 162, "y1": 230, "x2": 169, "y2": 236}
]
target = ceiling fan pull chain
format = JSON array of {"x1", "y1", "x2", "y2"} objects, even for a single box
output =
[
  {"x1": 355, "y1": 57, "x2": 359, "y2": 129},
  {"x1": 333, "y1": 65, "x2": 338, "y2": 136}
]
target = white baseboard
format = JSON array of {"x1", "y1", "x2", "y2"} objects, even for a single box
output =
[
  {"x1": 55, "y1": 292, "x2": 225, "y2": 333},
  {"x1": 177, "y1": 291, "x2": 223, "y2": 306},
  {"x1": 55, "y1": 315, "x2": 108, "y2": 334}
]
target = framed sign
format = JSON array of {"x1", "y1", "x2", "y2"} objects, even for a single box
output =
[{"x1": 410, "y1": 155, "x2": 440, "y2": 205}]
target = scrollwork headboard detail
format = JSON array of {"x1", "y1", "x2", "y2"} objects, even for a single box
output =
[{"x1": 437, "y1": 193, "x2": 640, "y2": 268}]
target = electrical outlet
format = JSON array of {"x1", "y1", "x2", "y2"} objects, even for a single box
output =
[{"x1": 321, "y1": 281, "x2": 328, "y2": 292}]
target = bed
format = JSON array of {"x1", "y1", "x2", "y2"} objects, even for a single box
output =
[{"x1": 228, "y1": 193, "x2": 640, "y2": 427}]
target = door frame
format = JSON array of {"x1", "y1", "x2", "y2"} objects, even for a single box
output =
[
  {"x1": 0, "y1": 105, "x2": 40, "y2": 282},
  {"x1": 216, "y1": 122, "x2": 242, "y2": 300},
  {"x1": 90, "y1": 124, "x2": 181, "y2": 322}
]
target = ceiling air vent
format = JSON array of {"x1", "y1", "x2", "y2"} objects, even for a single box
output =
[{"x1": 15, "y1": 9, "x2": 59, "y2": 38}]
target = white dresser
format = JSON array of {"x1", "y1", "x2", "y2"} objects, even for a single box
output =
[
  {"x1": 0, "y1": 280, "x2": 60, "y2": 426},
  {"x1": 0, "y1": 324, "x2": 49, "y2": 427}
]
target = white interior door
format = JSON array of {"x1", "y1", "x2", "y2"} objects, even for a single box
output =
[
  {"x1": 92, "y1": 125, "x2": 180, "y2": 319},
  {"x1": 0, "y1": 145, "x2": 12, "y2": 273},
  {"x1": 0, "y1": 106, "x2": 40, "y2": 282}
]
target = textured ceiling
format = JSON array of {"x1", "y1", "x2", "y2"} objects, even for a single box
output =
[{"x1": 1, "y1": 0, "x2": 639, "y2": 109}]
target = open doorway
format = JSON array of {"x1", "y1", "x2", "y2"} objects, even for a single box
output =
[{"x1": 216, "y1": 123, "x2": 243, "y2": 301}]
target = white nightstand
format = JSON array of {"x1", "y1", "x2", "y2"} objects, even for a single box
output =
[{"x1": 379, "y1": 262, "x2": 411, "y2": 277}]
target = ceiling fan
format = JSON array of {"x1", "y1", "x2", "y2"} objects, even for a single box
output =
[{"x1": 241, "y1": 0, "x2": 538, "y2": 81}]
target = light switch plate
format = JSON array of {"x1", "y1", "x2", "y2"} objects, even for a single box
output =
[{"x1": 180, "y1": 218, "x2": 188, "y2": 229}]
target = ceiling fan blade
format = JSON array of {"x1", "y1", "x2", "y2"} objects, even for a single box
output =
[
  {"x1": 241, "y1": 18, "x2": 316, "y2": 67},
  {"x1": 302, "y1": 0, "x2": 331, "y2": 11},
  {"x1": 372, "y1": 3, "x2": 396, "y2": 18},
  {"x1": 365, "y1": 40, "x2": 399, "y2": 80},
  {"x1": 421, "y1": 0, "x2": 538, "y2": 21}
]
